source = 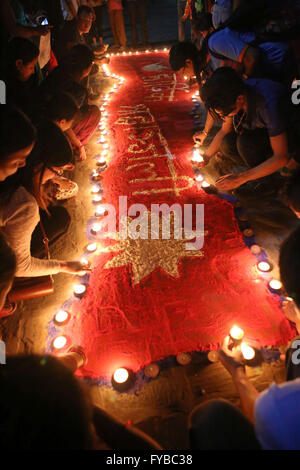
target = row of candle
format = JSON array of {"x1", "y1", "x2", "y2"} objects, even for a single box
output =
[
  {"x1": 106, "y1": 47, "x2": 169, "y2": 59},
  {"x1": 51, "y1": 65, "x2": 127, "y2": 353}
]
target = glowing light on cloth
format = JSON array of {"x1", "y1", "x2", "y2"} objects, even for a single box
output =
[{"x1": 58, "y1": 53, "x2": 295, "y2": 379}]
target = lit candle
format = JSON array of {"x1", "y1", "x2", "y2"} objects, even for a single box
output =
[
  {"x1": 269, "y1": 279, "x2": 283, "y2": 291},
  {"x1": 86, "y1": 242, "x2": 97, "y2": 253},
  {"x1": 91, "y1": 223, "x2": 101, "y2": 235},
  {"x1": 54, "y1": 310, "x2": 70, "y2": 326},
  {"x1": 195, "y1": 174, "x2": 204, "y2": 182},
  {"x1": 96, "y1": 156, "x2": 107, "y2": 167},
  {"x1": 95, "y1": 206, "x2": 106, "y2": 217},
  {"x1": 91, "y1": 170, "x2": 101, "y2": 181},
  {"x1": 53, "y1": 335, "x2": 67, "y2": 350},
  {"x1": 91, "y1": 185, "x2": 100, "y2": 194},
  {"x1": 241, "y1": 342, "x2": 255, "y2": 360},
  {"x1": 113, "y1": 368, "x2": 129, "y2": 384},
  {"x1": 192, "y1": 150, "x2": 204, "y2": 163},
  {"x1": 80, "y1": 257, "x2": 91, "y2": 269},
  {"x1": 73, "y1": 284, "x2": 86, "y2": 298},
  {"x1": 230, "y1": 325, "x2": 244, "y2": 341},
  {"x1": 257, "y1": 261, "x2": 272, "y2": 273},
  {"x1": 92, "y1": 194, "x2": 102, "y2": 204}
]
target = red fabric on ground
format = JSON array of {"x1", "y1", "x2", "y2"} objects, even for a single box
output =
[{"x1": 62, "y1": 53, "x2": 294, "y2": 379}]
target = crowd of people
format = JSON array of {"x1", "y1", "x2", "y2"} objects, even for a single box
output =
[{"x1": 0, "y1": 0, "x2": 300, "y2": 451}]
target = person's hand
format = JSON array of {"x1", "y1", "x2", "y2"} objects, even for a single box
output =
[
  {"x1": 218, "y1": 336, "x2": 245, "y2": 377},
  {"x1": 41, "y1": 181, "x2": 60, "y2": 206},
  {"x1": 215, "y1": 173, "x2": 247, "y2": 191},
  {"x1": 282, "y1": 300, "x2": 300, "y2": 333},
  {"x1": 94, "y1": 44, "x2": 109, "y2": 54},
  {"x1": 193, "y1": 130, "x2": 208, "y2": 145},
  {"x1": 35, "y1": 25, "x2": 52, "y2": 36},
  {"x1": 59, "y1": 261, "x2": 91, "y2": 276},
  {"x1": 79, "y1": 146, "x2": 87, "y2": 161},
  {"x1": 96, "y1": 56, "x2": 110, "y2": 65}
]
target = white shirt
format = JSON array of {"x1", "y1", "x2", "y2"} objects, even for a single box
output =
[{"x1": 0, "y1": 187, "x2": 61, "y2": 277}]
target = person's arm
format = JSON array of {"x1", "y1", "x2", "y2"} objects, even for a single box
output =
[
  {"x1": 218, "y1": 345, "x2": 259, "y2": 423},
  {"x1": 3, "y1": 193, "x2": 88, "y2": 277},
  {"x1": 205, "y1": 115, "x2": 232, "y2": 158},
  {"x1": 216, "y1": 132, "x2": 289, "y2": 190},
  {"x1": 193, "y1": 112, "x2": 216, "y2": 144},
  {"x1": 0, "y1": 0, "x2": 50, "y2": 38},
  {"x1": 65, "y1": 128, "x2": 87, "y2": 160}
]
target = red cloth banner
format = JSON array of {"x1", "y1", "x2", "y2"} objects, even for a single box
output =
[{"x1": 60, "y1": 52, "x2": 294, "y2": 380}]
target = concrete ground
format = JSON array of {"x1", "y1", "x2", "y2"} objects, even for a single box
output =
[{"x1": 1, "y1": 1, "x2": 299, "y2": 450}]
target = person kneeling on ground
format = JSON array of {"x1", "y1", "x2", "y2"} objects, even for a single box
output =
[
  {"x1": 40, "y1": 92, "x2": 80, "y2": 201},
  {"x1": 0, "y1": 120, "x2": 88, "y2": 278},
  {"x1": 40, "y1": 44, "x2": 101, "y2": 161},
  {"x1": 0, "y1": 233, "x2": 16, "y2": 312},
  {"x1": 199, "y1": 67, "x2": 300, "y2": 191}
]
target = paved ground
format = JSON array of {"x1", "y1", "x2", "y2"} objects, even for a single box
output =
[
  {"x1": 1, "y1": 1, "x2": 298, "y2": 450},
  {"x1": 101, "y1": 0, "x2": 180, "y2": 47}
]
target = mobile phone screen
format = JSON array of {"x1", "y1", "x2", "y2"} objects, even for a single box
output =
[{"x1": 41, "y1": 18, "x2": 48, "y2": 26}]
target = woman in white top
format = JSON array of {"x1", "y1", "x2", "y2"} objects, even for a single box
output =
[{"x1": 0, "y1": 114, "x2": 86, "y2": 278}]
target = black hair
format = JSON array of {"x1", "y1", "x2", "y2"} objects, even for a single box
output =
[
  {"x1": 44, "y1": 92, "x2": 79, "y2": 122},
  {"x1": 0, "y1": 232, "x2": 16, "y2": 291},
  {"x1": 192, "y1": 12, "x2": 213, "y2": 33},
  {"x1": 280, "y1": 226, "x2": 300, "y2": 307},
  {"x1": 64, "y1": 44, "x2": 94, "y2": 74},
  {"x1": 7, "y1": 37, "x2": 39, "y2": 67},
  {"x1": 77, "y1": 5, "x2": 93, "y2": 17},
  {"x1": 0, "y1": 120, "x2": 73, "y2": 209},
  {"x1": 282, "y1": 170, "x2": 300, "y2": 213},
  {"x1": 169, "y1": 42, "x2": 206, "y2": 83},
  {"x1": 200, "y1": 67, "x2": 246, "y2": 119},
  {"x1": 0, "y1": 355, "x2": 93, "y2": 450},
  {"x1": 0, "y1": 106, "x2": 37, "y2": 161}
]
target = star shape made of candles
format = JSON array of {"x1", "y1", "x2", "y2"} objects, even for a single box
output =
[{"x1": 103, "y1": 211, "x2": 207, "y2": 285}]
